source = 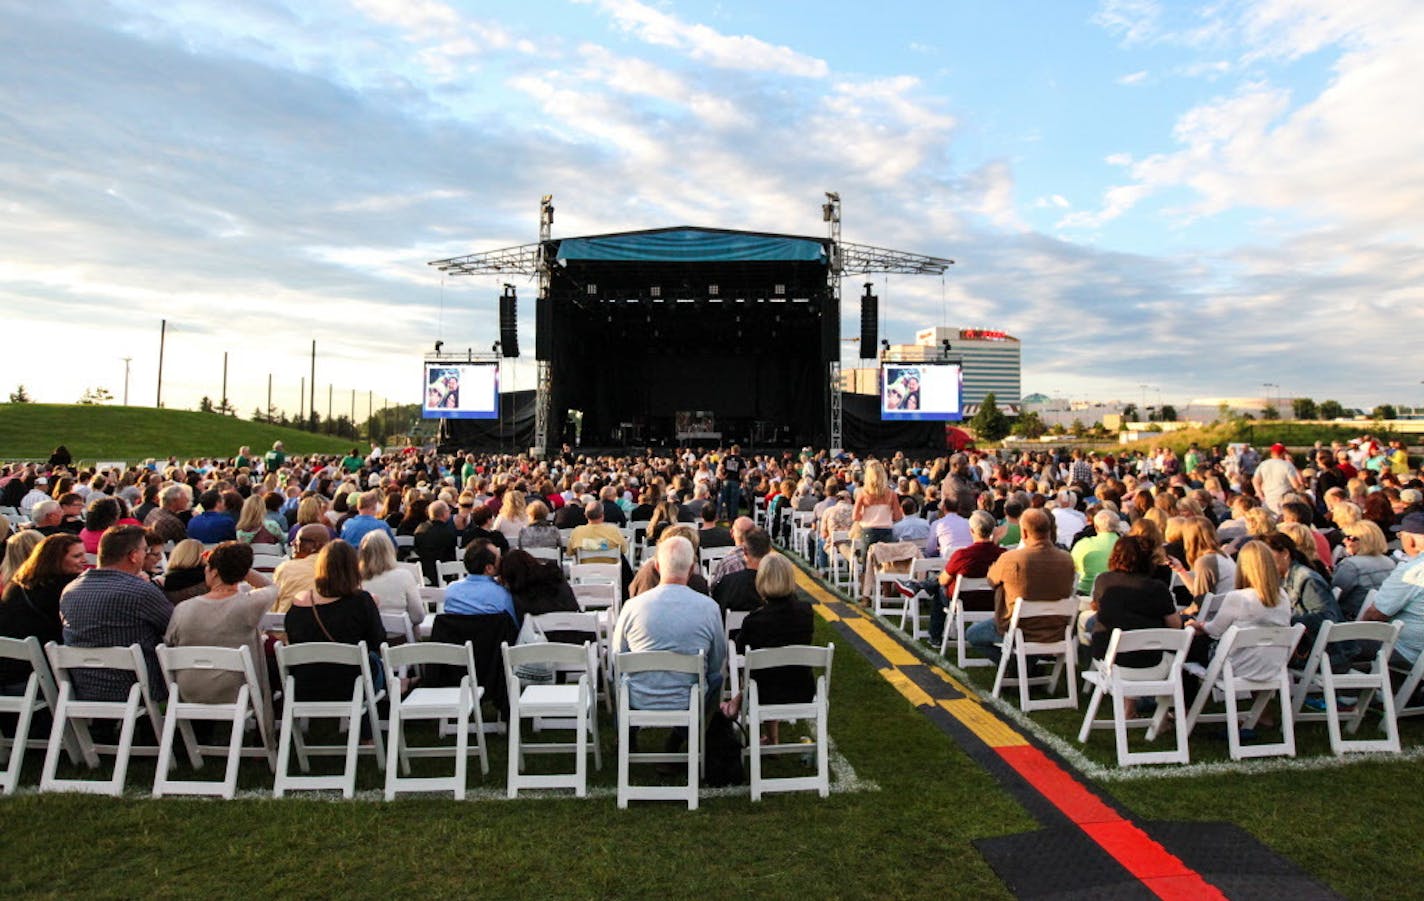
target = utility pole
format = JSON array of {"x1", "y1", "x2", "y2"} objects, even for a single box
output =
[
  {"x1": 121, "y1": 357, "x2": 132, "y2": 406},
  {"x1": 299, "y1": 376, "x2": 305, "y2": 427},
  {"x1": 309, "y1": 340, "x2": 317, "y2": 426},
  {"x1": 350, "y1": 388, "x2": 355, "y2": 431},
  {"x1": 327, "y1": 383, "x2": 333, "y2": 426},
  {"x1": 156, "y1": 319, "x2": 167, "y2": 408},
  {"x1": 221, "y1": 352, "x2": 229, "y2": 415},
  {"x1": 266, "y1": 373, "x2": 272, "y2": 422}
]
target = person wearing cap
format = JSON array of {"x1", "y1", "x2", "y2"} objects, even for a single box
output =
[
  {"x1": 1253, "y1": 443, "x2": 1304, "y2": 515},
  {"x1": 1361, "y1": 512, "x2": 1424, "y2": 667}
]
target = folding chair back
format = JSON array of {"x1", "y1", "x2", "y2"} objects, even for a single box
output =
[
  {"x1": 700, "y1": 546, "x2": 736, "y2": 576},
  {"x1": 153, "y1": 644, "x2": 273, "y2": 799},
  {"x1": 0, "y1": 636, "x2": 72, "y2": 794},
  {"x1": 398, "y1": 561, "x2": 425, "y2": 585},
  {"x1": 616, "y1": 650, "x2": 706, "y2": 809},
  {"x1": 724, "y1": 610, "x2": 751, "y2": 700},
  {"x1": 991, "y1": 596, "x2": 1081, "y2": 711},
  {"x1": 1291, "y1": 619, "x2": 1403, "y2": 754},
  {"x1": 744, "y1": 643, "x2": 835, "y2": 799},
  {"x1": 525, "y1": 546, "x2": 561, "y2": 563},
  {"x1": 41, "y1": 643, "x2": 163, "y2": 796},
  {"x1": 1077, "y1": 628, "x2": 1193, "y2": 766},
  {"x1": 435, "y1": 560, "x2": 466, "y2": 586},
  {"x1": 502, "y1": 640, "x2": 601, "y2": 797},
  {"x1": 942, "y1": 576, "x2": 995, "y2": 665},
  {"x1": 381, "y1": 640, "x2": 488, "y2": 799},
  {"x1": 417, "y1": 586, "x2": 445, "y2": 639},
  {"x1": 1183, "y1": 623, "x2": 1306, "y2": 761},
  {"x1": 272, "y1": 641, "x2": 385, "y2": 798}
]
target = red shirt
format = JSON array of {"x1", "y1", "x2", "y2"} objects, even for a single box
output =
[{"x1": 943, "y1": 540, "x2": 1007, "y2": 607}]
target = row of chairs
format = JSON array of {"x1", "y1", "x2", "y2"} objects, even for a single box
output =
[{"x1": 0, "y1": 634, "x2": 834, "y2": 806}]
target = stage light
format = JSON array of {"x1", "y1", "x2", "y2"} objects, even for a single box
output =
[
  {"x1": 433, "y1": 340, "x2": 443, "y2": 354},
  {"x1": 708, "y1": 284, "x2": 719, "y2": 295},
  {"x1": 586, "y1": 284, "x2": 597, "y2": 295},
  {"x1": 774, "y1": 284, "x2": 785, "y2": 295}
]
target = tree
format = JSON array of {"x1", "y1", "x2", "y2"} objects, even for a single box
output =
[
  {"x1": 1159, "y1": 404, "x2": 1178, "y2": 422},
  {"x1": 1292, "y1": 397, "x2": 1317, "y2": 420},
  {"x1": 216, "y1": 397, "x2": 235, "y2": 416},
  {"x1": 77, "y1": 387, "x2": 112, "y2": 405},
  {"x1": 1121, "y1": 403, "x2": 1138, "y2": 422},
  {"x1": 1069, "y1": 418, "x2": 1087, "y2": 437},
  {"x1": 198, "y1": 396, "x2": 215, "y2": 413},
  {"x1": 1373, "y1": 404, "x2": 1398, "y2": 420},
  {"x1": 7, "y1": 385, "x2": 31, "y2": 403},
  {"x1": 1319, "y1": 399, "x2": 1345, "y2": 420},
  {"x1": 1261, "y1": 405, "x2": 1280, "y2": 420},
  {"x1": 969, "y1": 392, "x2": 1011, "y2": 442},
  {"x1": 1217, "y1": 401, "x2": 1232, "y2": 422},
  {"x1": 1011, "y1": 410, "x2": 1047, "y2": 440}
]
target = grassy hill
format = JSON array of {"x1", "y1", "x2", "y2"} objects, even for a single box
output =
[{"x1": 0, "y1": 403, "x2": 359, "y2": 463}]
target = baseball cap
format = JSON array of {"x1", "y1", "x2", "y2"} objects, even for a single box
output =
[
  {"x1": 1399, "y1": 512, "x2": 1424, "y2": 536},
  {"x1": 1270, "y1": 443, "x2": 1287, "y2": 455}
]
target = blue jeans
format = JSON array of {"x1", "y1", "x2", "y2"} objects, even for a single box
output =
[
  {"x1": 965, "y1": 617, "x2": 1003, "y2": 663},
  {"x1": 719, "y1": 482, "x2": 742, "y2": 520}
]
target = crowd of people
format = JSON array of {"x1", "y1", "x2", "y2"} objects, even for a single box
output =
[{"x1": 3, "y1": 432, "x2": 1423, "y2": 754}]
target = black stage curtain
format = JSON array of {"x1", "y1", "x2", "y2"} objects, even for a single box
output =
[
  {"x1": 842, "y1": 393, "x2": 943, "y2": 453},
  {"x1": 442, "y1": 390, "x2": 536, "y2": 451}
]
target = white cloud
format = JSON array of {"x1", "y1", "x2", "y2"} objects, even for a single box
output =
[
  {"x1": 1092, "y1": 0, "x2": 1162, "y2": 46},
  {"x1": 1034, "y1": 195, "x2": 1070, "y2": 209},
  {"x1": 1116, "y1": 69, "x2": 1149, "y2": 85},
  {"x1": 590, "y1": 0, "x2": 829, "y2": 77}
]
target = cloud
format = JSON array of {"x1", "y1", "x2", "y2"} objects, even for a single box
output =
[
  {"x1": 1092, "y1": 0, "x2": 1162, "y2": 46},
  {"x1": 1116, "y1": 69, "x2": 1149, "y2": 85},
  {"x1": 1034, "y1": 195, "x2": 1071, "y2": 209},
  {"x1": 589, "y1": 0, "x2": 829, "y2": 77}
]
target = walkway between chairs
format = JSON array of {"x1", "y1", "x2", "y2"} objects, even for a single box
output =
[{"x1": 792, "y1": 565, "x2": 1339, "y2": 901}]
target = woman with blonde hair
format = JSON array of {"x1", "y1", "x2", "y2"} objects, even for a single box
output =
[
  {"x1": 286, "y1": 495, "x2": 333, "y2": 544},
  {"x1": 518, "y1": 500, "x2": 561, "y2": 551},
  {"x1": 1332, "y1": 520, "x2": 1395, "y2": 619},
  {"x1": 853, "y1": 459, "x2": 902, "y2": 555},
  {"x1": 1188, "y1": 540, "x2": 1291, "y2": 684},
  {"x1": 492, "y1": 489, "x2": 526, "y2": 545},
  {"x1": 1277, "y1": 522, "x2": 1328, "y2": 579},
  {"x1": 160, "y1": 538, "x2": 210, "y2": 604},
  {"x1": 235, "y1": 493, "x2": 284, "y2": 546},
  {"x1": 1, "y1": 530, "x2": 45, "y2": 594},
  {"x1": 358, "y1": 532, "x2": 423, "y2": 625},
  {"x1": 645, "y1": 499, "x2": 683, "y2": 546},
  {"x1": 719, "y1": 552, "x2": 815, "y2": 744},
  {"x1": 1171, "y1": 516, "x2": 1236, "y2": 604}
]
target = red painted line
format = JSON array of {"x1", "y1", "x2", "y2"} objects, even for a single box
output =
[{"x1": 995, "y1": 745, "x2": 1227, "y2": 901}]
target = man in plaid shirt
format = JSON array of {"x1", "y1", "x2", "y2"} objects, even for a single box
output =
[{"x1": 60, "y1": 525, "x2": 174, "y2": 701}]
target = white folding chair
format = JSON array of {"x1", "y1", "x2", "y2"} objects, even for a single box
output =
[
  {"x1": 532, "y1": 611, "x2": 608, "y2": 709},
  {"x1": 251, "y1": 549, "x2": 285, "y2": 574},
  {"x1": 573, "y1": 544, "x2": 622, "y2": 566},
  {"x1": 1077, "y1": 628, "x2": 1193, "y2": 766},
  {"x1": 723, "y1": 610, "x2": 751, "y2": 701},
  {"x1": 789, "y1": 511, "x2": 814, "y2": 555},
  {"x1": 524, "y1": 546, "x2": 560, "y2": 563},
  {"x1": 616, "y1": 650, "x2": 705, "y2": 810},
  {"x1": 435, "y1": 560, "x2": 466, "y2": 586},
  {"x1": 991, "y1": 597, "x2": 1081, "y2": 712},
  {"x1": 700, "y1": 546, "x2": 736, "y2": 577},
  {"x1": 417, "y1": 587, "x2": 445, "y2": 640},
  {"x1": 395, "y1": 534, "x2": 416, "y2": 557},
  {"x1": 272, "y1": 641, "x2": 386, "y2": 798},
  {"x1": 629, "y1": 520, "x2": 652, "y2": 562},
  {"x1": 744, "y1": 643, "x2": 835, "y2": 800},
  {"x1": 381, "y1": 641, "x2": 488, "y2": 800},
  {"x1": 41, "y1": 643, "x2": 165, "y2": 796},
  {"x1": 1183, "y1": 623, "x2": 1307, "y2": 761},
  {"x1": 0, "y1": 636, "x2": 78, "y2": 794},
  {"x1": 827, "y1": 530, "x2": 853, "y2": 588},
  {"x1": 259, "y1": 611, "x2": 286, "y2": 633},
  {"x1": 1289, "y1": 619, "x2": 1403, "y2": 755},
  {"x1": 153, "y1": 644, "x2": 274, "y2": 799},
  {"x1": 380, "y1": 611, "x2": 416, "y2": 645},
  {"x1": 502, "y1": 641, "x2": 601, "y2": 798},
  {"x1": 941, "y1": 576, "x2": 996, "y2": 667},
  {"x1": 399, "y1": 561, "x2": 426, "y2": 585}
]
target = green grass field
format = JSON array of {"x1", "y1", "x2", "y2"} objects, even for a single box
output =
[{"x1": 0, "y1": 404, "x2": 359, "y2": 462}]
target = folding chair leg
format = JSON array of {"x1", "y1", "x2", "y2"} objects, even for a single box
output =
[
  {"x1": 1, "y1": 689, "x2": 37, "y2": 795},
  {"x1": 221, "y1": 707, "x2": 245, "y2": 800},
  {"x1": 817, "y1": 698, "x2": 830, "y2": 798},
  {"x1": 506, "y1": 714, "x2": 522, "y2": 800},
  {"x1": 685, "y1": 700, "x2": 699, "y2": 811},
  {"x1": 341, "y1": 694, "x2": 362, "y2": 799},
  {"x1": 384, "y1": 710, "x2": 402, "y2": 801},
  {"x1": 153, "y1": 705, "x2": 179, "y2": 797},
  {"x1": 1078, "y1": 683, "x2": 1106, "y2": 743}
]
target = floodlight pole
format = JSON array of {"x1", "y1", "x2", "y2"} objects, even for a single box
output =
[
  {"x1": 533, "y1": 193, "x2": 554, "y2": 457},
  {"x1": 156, "y1": 319, "x2": 166, "y2": 408},
  {"x1": 221, "y1": 352, "x2": 228, "y2": 415},
  {"x1": 825, "y1": 191, "x2": 843, "y2": 454},
  {"x1": 309, "y1": 341, "x2": 317, "y2": 427},
  {"x1": 121, "y1": 356, "x2": 131, "y2": 406}
]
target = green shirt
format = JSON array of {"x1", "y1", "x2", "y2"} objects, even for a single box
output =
[{"x1": 341, "y1": 455, "x2": 364, "y2": 473}]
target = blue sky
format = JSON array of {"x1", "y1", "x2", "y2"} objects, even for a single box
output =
[{"x1": 3, "y1": 0, "x2": 1421, "y2": 418}]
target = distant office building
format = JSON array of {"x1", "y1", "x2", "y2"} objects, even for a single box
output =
[{"x1": 915, "y1": 327, "x2": 1022, "y2": 407}]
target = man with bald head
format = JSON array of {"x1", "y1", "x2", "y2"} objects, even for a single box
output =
[
  {"x1": 709, "y1": 516, "x2": 757, "y2": 589},
  {"x1": 271, "y1": 524, "x2": 331, "y2": 612},
  {"x1": 569, "y1": 499, "x2": 628, "y2": 564},
  {"x1": 414, "y1": 499, "x2": 458, "y2": 586},
  {"x1": 966, "y1": 508, "x2": 1076, "y2": 663}
]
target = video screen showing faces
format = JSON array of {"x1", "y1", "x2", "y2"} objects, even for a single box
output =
[
  {"x1": 422, "y1": 363, "x2": 499, "y2": 419},
  {"x1": 881, "y1": 363, "x2": 962, "y2": 421}
]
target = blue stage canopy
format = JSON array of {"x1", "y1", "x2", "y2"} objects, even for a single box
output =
[{"x1": 554, "y1": 227, "x2": 827, "y2": 264}]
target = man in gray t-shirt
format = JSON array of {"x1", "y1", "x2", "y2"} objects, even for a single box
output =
[{"x1": 1253, "y1": 443, "x2": 1303, "y2": 513}]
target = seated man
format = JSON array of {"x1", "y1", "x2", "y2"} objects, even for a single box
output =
[
  {"x1": 28, "y1": 499, "x2": 66, "y2": 536},
  {"x1": 966, "y1": 509, "x2": 1076, "y2": 663},
  {"x1": 568, "y1": 500, "x2": 628, "y2": 564},
  {"x1": 186, "y1": 489, "x2": 236, "y2": 544},
  {"x1": 60, "y1": 525, "x2": 174, "y2": 700},
  {"x1": 444, "y1": 539, "x2": 517, "y2": 627},
  {"x1": 413, "y1": 499, "x2": 458, "y2": 586},
  {"x1": 694, "y1": 504, "x2": 733, "y2": 549},
  {"x1": 143, "y1": 483, "x2": 191, "y2": 545},
  {"x1": 340, "y1": 489, "x2": 396, "y2": 548},
  {"x1": 711, "y1": 528, "x2": 772, "y2": 614},
  {"x1": 925, "y1": 497, "x2": 972, "y2": 558},
  {"x1": 1070, "y1": 508, "x2": 1120, "y2": 595},
  {"x1": 891, "y1": 497, "x2": 930, "y2": 544},
  {"x1": 613, "y1": 535, "x2": 727, "y2": 709},
  {"x1": 1362, "y1": 512, "x2": 1424, "y2": 669},
  {"x1": 1050, "y1": 491, "x2": 1086, "y2": 549}
]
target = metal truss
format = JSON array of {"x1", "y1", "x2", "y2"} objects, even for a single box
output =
[
  {"x1": 839, "y1": 240, "x2": 953, "y2": 275},
  {"x1": 428, "y1": 243, "x2": 541, "y2": 277}
]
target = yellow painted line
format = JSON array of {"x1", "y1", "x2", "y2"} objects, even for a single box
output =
[
  {"x1": 880, "y1": 667, "x2": 934, "y2": 709},
  {"x1": 845, "y1": 618, "x2": 920, "y2": 667},
  {"x1": 939, "y1": 698, "x2": 1028, "y2": 748}
]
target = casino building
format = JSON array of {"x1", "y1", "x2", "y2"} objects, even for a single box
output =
[{"x1": 842, "y1": 326, "x2": 1022, "y2": 412}]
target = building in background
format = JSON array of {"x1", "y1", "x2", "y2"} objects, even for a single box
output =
[{"x1": 840, "y1": 326, "x2": 1023, "y2": 412}]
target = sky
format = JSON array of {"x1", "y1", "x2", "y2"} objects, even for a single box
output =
[{"x1": 3, "y1": 0, "x2": 1422, "y2": 418}]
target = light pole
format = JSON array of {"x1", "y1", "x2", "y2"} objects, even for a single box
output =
[{"x1": 121, "y1": 357, "x2": 131, "y2": 406}]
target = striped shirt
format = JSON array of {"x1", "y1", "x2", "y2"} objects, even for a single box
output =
[{"x1": 60, "y1": 568, "x2": 173, "y2": 701}]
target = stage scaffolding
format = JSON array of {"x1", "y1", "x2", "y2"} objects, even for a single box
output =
[{"x1": 428, "y1": 195, "x2": 952, "y2": 454}]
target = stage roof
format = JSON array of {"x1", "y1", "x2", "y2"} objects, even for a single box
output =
[{"x1": 554, "y1": 227, "x2": 827, "y2": 265}]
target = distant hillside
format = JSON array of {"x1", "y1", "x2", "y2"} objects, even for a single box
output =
[{"x1": 0, "y1": 404, "x2": 359, "y2": 463}]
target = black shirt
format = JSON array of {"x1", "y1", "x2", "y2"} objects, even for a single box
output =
[
  {"x1": 0, "y1": 576, "x2": 73, "y2": 683},
  {"x1": 1090, "y1": 571, "x2": 1176, "y2": 667},
  {"x1": 284, "y1": 592, "x2": 386, "y2": 701}
]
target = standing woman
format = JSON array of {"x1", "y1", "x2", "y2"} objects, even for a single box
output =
[
  {"x1": 283, "y1": 540, "x2": 386, "y2": 701},
  {"x1": 853, "y1": 460, "x2": 903, "y2": 556}
]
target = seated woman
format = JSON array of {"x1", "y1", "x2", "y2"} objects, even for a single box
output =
[
  {"x1": 517, "y1": 501, "x2": 561, "y2": 552},
  {"x1": 1264, "y1": 530, "x2": 1349, "y2": 670},
  {"x1": 78, "y1": 496, "x2": 123, "y2": 555},
  {"x1": 644, "y1": 499, "x2": 683, "y2": 546},
  {"x1": 162, "y1": 542, "x2": 276, "y2": 712},
  {"x1": 1171, "y1": 516, "x2": 1236, "y2": 612},
  {"x1": 284, "y1": 540, "x2": 386, "y2": 701},
  {"x1": 357, "y1": 531, "x2": 423, "y2": 626},
  {"x1": 235, "y1": 494, "x2": 284, "y2": 547},
  {"x1": 286, "y1": 496, "x2": 335, "y2": 545},
  {"x1": 628, "y1": 525, "x2": 708, "y2": 597},
  {"x1": 720, "y1": 553, "x2": 815, "y2": 744},
  {"x1": 1, "y1": 530, "x2": 44, "y2": 593},
  {"x1": 0, "y1": 534, "x2": 85, "y2": 692},
  {"x1": 160, "y1": 539, "x2": 211, "y2": 604},
  {"x1": 1088, "y1": 536, "x2": 1183, "y2": 686},
  {"x1": 1332, "y1": 520, "x2": 1395, "y2": 620},
  {"x1": 1187, "y1": 541, "x2": 1292, "y2": 707},
  {"x1": 500, "y1": 549, "x2": 579, "y2": 635}
]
